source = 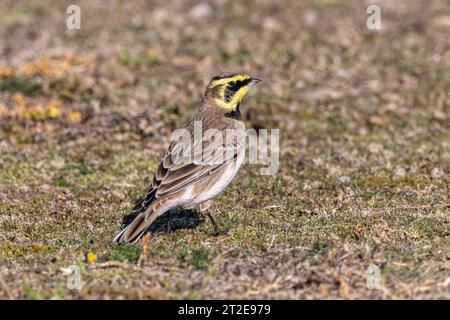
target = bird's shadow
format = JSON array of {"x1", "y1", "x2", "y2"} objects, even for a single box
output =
[{"x1": 121, "y1": 198, "x2": 204, "y2": 234}]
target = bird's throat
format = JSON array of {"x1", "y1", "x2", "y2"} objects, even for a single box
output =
[{"x1": 224, "y1": 102, "x2": 242, "y2": 120}]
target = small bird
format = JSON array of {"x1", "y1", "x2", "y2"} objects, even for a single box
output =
[{"x1": 113, "y1": 73, "x2": 261, "y2": 243}]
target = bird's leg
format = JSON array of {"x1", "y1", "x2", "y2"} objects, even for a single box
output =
[
  {"x1": 199, "y1": 200, "x2": 228, "y2": 236},
  {"x1": 206, "y1": 210, "x2": 228, "y2": 236}
]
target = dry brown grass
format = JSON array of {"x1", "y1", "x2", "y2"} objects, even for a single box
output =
[{"x1": 0, "y1": 0, "x2": 449, "y2": 299}]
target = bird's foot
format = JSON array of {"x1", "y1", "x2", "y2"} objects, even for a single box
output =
[{"x1": 212, "y1": 227, "x2": 229, "y2": 237}]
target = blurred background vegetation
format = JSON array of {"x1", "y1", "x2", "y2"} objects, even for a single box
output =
[{"x1": 0, "y1": 0, "x2": 448, "y2": 299}]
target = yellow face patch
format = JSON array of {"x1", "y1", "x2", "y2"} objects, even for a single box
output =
[{"x1": 208, "y1": 74, "x2": 253, "y2": 111}]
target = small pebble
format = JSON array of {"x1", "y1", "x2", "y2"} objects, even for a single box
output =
[
  {"x1": 431, "y1": 167, "x2": 444, "y2": 178},
  {"x1": 189, "y1": 3, "x2": 213, "y2": 19},
  {"x1": 394, "y1": 166, "x2": 406, "y2": 177},
  {"x1": 339, "y1": 175, "x2": 351, "y2": 184},
  {"x1": 368, "y1": 142, "x2": 383, "y2": 154}
]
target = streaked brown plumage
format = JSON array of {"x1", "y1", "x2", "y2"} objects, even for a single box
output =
[{"x1": 113, "y1": 73, "x2": 260, "y2": 243}]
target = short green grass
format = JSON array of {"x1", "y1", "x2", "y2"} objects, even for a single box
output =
[{"x1": 0, "y1": 0, "x2": 449, "y2": 299}]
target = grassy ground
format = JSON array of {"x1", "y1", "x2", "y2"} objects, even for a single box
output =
[{"x1": 0, "y1": 0, "x2": 449, "y2": 299}]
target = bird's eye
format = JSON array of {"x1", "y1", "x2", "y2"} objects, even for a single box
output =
[{"x1": 229, "y1": 81, "x2": 236, "y2": 86}]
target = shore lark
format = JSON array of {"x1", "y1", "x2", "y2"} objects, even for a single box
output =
[{"x1": 113, "y1": 73, "x2": 261, "y2": 243}]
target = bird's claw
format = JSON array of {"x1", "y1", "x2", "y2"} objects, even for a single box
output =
[{"x1": 212, "y1": 227, "x2": 229, "y2": 237}]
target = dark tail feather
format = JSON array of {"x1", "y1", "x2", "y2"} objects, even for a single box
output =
[
  {"x1": 113, "y1": 213, "x2": 152, "y2": 244},
  {"x1": 113, "y1": 188, "x2": 158, "y2": 244}
]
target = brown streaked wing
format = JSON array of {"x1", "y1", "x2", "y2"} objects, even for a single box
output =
[
  {"x1": 156, "y1": 164, "x2": 224, "y2": 198},
  {"x1": 151, "y1": 126, "x2": 243, "y2": 200}
]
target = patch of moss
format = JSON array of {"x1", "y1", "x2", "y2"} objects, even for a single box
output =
[
  {"x1": 52, "y1": 177, "x2": 70, "y2": 187},
  {"x1": 117, "y1": 50, "x2": 160, "y2": 67},
  {"x1": 310, "y1": 241, "x2": 328, "y2": 254},
  {"x1": 21, "y1": 283, "x2": 40, "y2": 299},
  {"x1": 75, "y1": 164, "x2": 91, "y2": 176},
  {"x1": 191, "y1": 248, "x2": 210, "y2": 270},
  {"x1": 109, "y1": 244, "x2": 141, "y2": 262},
  {"x1": 0, "y1": 77, "x2": 41, "y2": 95},
  {"x1": 0, "y1": 243, "x2": 56, "y2": 259}
]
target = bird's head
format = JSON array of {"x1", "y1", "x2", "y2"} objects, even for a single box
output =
[{"x1": 206, "y1": 73, "x2": 261, "y2": 111}]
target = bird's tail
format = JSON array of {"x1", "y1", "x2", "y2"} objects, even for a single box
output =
[
  {"x1": 113, "y1": 189, "x2": 160, "y2": 244},
  {"x1": 113, "y1": 213, "x2": 152, "y2": 244}
]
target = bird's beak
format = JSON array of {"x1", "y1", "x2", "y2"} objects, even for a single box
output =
[{"x1": 248, "y1": 78, "x2": 261, "y2": 86}]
